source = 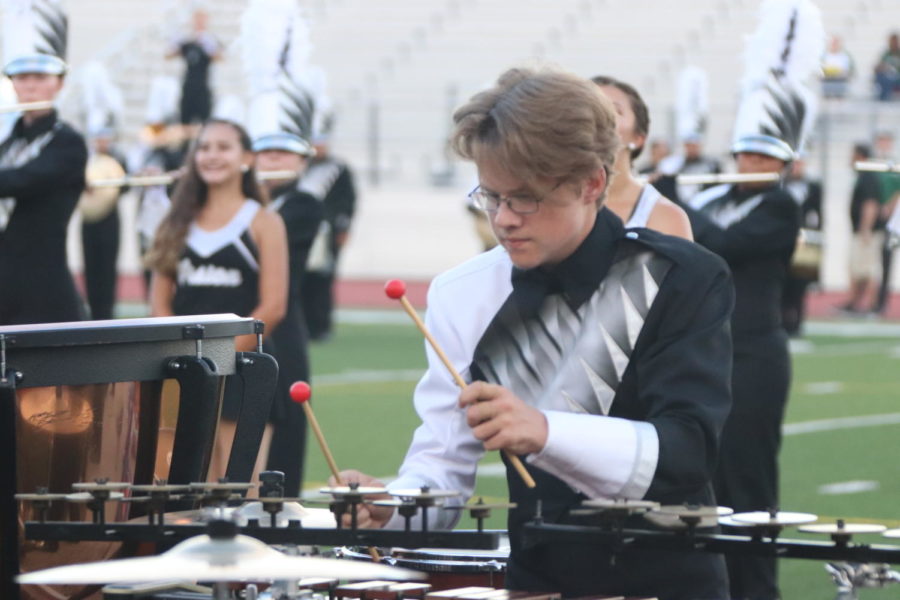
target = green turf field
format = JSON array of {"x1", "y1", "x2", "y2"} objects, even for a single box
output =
[{"x1": 304, "y1": 318, "x2": 900, "y2": 599}]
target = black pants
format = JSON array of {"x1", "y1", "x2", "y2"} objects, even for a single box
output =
[
  {"x1": 781, "y1": 276, "x2": 811, "y2": 336},
  {"x1": 714, "y1": 329, "x2": 790, "y2": 600},
  {"x1": 81, "y1": 210, "x2": 120, "y2": 320},
  {"x1": 302, "y1": 270, "x2": 336, "y2": 340},
  {"x1": 875, "y1": 241, "x2": 894, "y2": 314},
  {"x1": 266, "y1": 303, "x2": 311, "y2": 496}
]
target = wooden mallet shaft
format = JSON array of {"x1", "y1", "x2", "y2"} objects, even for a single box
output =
[
  {"x1": 385, "y1": 280, "x2": 537, "y2": 489},
  {"x1": 289, "y1": 382, "x2": 344, "y2": 486}
]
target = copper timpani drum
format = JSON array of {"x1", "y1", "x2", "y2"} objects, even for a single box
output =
[{"x1": 0, "y1": 315, "x2": 275, "y2": 600}]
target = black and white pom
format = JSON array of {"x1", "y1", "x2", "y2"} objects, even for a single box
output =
[
  {"x1": 1, "y1": 0, "x2": 68, "y2": 61},
  {"x1": 732, "y1": 0, "x2": 825, "y2": 157},
  {"x1": 675, "y1": 65, "x2": 709, "y2": 142}
]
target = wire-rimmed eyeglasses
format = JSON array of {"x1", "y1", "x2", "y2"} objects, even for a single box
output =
[{"x1": 467, "y1": 181, "x2": 564, "y2": 215}]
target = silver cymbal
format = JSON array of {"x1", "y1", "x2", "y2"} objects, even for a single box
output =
[
  {"x1": 645, "y1": 505, "x2": 733, "y2": 529},
  {"x1": 319, "y1": 486, "x2": 389, "y2": 497},
  {"x1": 17, "y1": 533, "x2": 423, "y2": 585},
  {"x1": 389, "y1": 489, "x2": 461, "y2": 500},
  {"x1": 581, "y1": 498, "x2": 660, "y2": 512},
  {"x1": 443, "y1": 502, "x2": 517, "y2": 511},
  {"x1": 799, "y1": 522, "x2": 887, "y2": 535},
  {"x1": 730, "y1": 511, "x2": 818, "y2": 527}
]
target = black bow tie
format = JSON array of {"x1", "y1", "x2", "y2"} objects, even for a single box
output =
[{"x1": 511, "y1": 267, "x2": 564, "y2": 318}]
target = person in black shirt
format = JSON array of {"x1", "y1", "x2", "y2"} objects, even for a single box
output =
[
  {"x1": 0, "y1": 54, "x2": 88, "y2": 325},
  {"x1": 299, "y1": 130, "x2": 357, "y2": 341},
  {"x1": 166, "y1": 9, "x2": 222, "y2": 126},
  {"x1": 684, "y1": 133, "x2": 800, "y2": 600},
  {"x1": 841, "y1": 143, "x2": 884, "y2": 313},
  {"x1": 781, "y1": 156, "x2": 823, "y2": 335},
  {"x1": 79, "y1": 131, "x2": 129, "y2": 320},
  {"x1": 255, "y1": 132, "x2": 324, "y2": 496}
]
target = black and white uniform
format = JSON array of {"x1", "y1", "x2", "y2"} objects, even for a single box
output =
[
  {"x1": 687, "y1": 182, "x2": 799, "y2": 600},
  {"x1": 266, "y1": 181, "x2": 324, "y2": 495},
  {"x1": 386, "y1": 210, "x2": 733, "y2": 600},
  {"x1": 172, "y1": 199, "x2": 265, "y2": 420},
  {"x1": 624, "y1": 185, "x2": 662, "y2": 229},
  {"x1": 782, "y1": 176, "x2": 822, "y2": 335},
  {"x1": 0, "y1": 111, "x2": 88, "y2": 325},
  {"x1": 299, "y1": 155, "x2": 356, "y2": 340}
]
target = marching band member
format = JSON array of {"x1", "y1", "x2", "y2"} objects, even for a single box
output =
[
  {"x1": 299, "y1": 112, "x2": 358, "y2": 342},
  {"x1": 334, "y1": 67, "x2": 734, "y2": 600},
  {"x1": 0, "y1": 0, "x2": 88, "y2": 325},
  {"x1": 77, "y1": 61, "x2": 127, "y2": 320},
  {"x1": 241, "y1": 0, "x2": 325, "y2": 495},
  {"x1": 682, "y1": 2, "x2": 824, "y2": 597},
  {"x1": 591, "y1": 75, "x2": 692, "y2": 238}
]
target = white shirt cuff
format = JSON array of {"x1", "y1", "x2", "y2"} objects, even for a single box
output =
[{"x1": 527, "y1": 410, "x2": 658, "y2": 499}]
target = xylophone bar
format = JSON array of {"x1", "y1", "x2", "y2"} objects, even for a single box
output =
[{"x1": 522, "y1": 522, "x2": 900, "y2": 564}]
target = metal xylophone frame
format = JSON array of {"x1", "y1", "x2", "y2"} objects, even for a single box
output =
[
  {"x1": 521, "y1": 521, "x2": 900, "y2": 564},
  {"x1": 20, "y1": 516, "x2": 900, "y2": 564}
]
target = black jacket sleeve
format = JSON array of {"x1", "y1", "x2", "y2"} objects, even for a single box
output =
[
  {"x1": 0, "y1": 127, "x2": 88, "y2": 198},
  {"x1": 686, "y1": 188, "x2": 800, "y2": 266},
  {"x1": 637, "y1": 252, "x2": 735, "y2": 498}
]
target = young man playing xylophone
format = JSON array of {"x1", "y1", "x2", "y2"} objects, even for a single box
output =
[{"x1": 334, "y1": 67, "x2": 734, "y2": 600}]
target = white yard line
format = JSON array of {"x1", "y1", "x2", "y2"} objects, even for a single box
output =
[{"x1": 783, "y1": 412, "x2": 900, "y2": 435}]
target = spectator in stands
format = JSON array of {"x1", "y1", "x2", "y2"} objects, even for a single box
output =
[
  {"x1": 166, "y1": 9, "x2": 222, "y2": 126},
  {"x1": 821, "y1": 34, "x2": 854, "y2": 99},
  {"x1": 840, "y1": 143, "x2": 883, "y2": 314},
  {"x1": 873, "y1": 131, "x2": 900, "y2": 315},
  {"x1": 874, "y1": 32, "x2": 900, "y2": 101}
]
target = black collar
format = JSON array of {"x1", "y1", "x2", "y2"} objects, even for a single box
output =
[
  {"x1": 13, "y1": 110, "x2": 58, "y2": 141},
  {"x1": 270, "y1": 178, "x2": 301, "y2": 199},
  {"x1": 510, "y1": 208, "x2": 624, "y2": 317}
]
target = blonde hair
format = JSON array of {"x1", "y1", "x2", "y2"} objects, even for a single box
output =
[{"x1": 450, "y1": 67, "x2": 619, "y2": 202}]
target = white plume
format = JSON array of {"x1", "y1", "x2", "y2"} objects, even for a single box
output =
[
  {"x1": 675, "y1": 65, "x2": 709, "y2": 141},
  {"x1": 240, "y1": 0, "x2": 310, "y2": 96},
  {"x1": 741, "y1": 0, "x2": 825, "y2": 91},
  {"x1": 79, "y1": 60, "x2": 124, "y2": 135},
  {"x1": 144, "y1": 76, "x2": 180, "y2": 125},
  {"x1": 240, "y1": 0, "x2": 324, "y2": 142},
  {"x1": 734, "y1": 0, "x2": 825, "y2": 154},
  {"x1": 213, "y1": 94, "x2": 246, "y2": 125},
  {"x1": 1, "y1": 0, "x2": 68, "y2": 62}
]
